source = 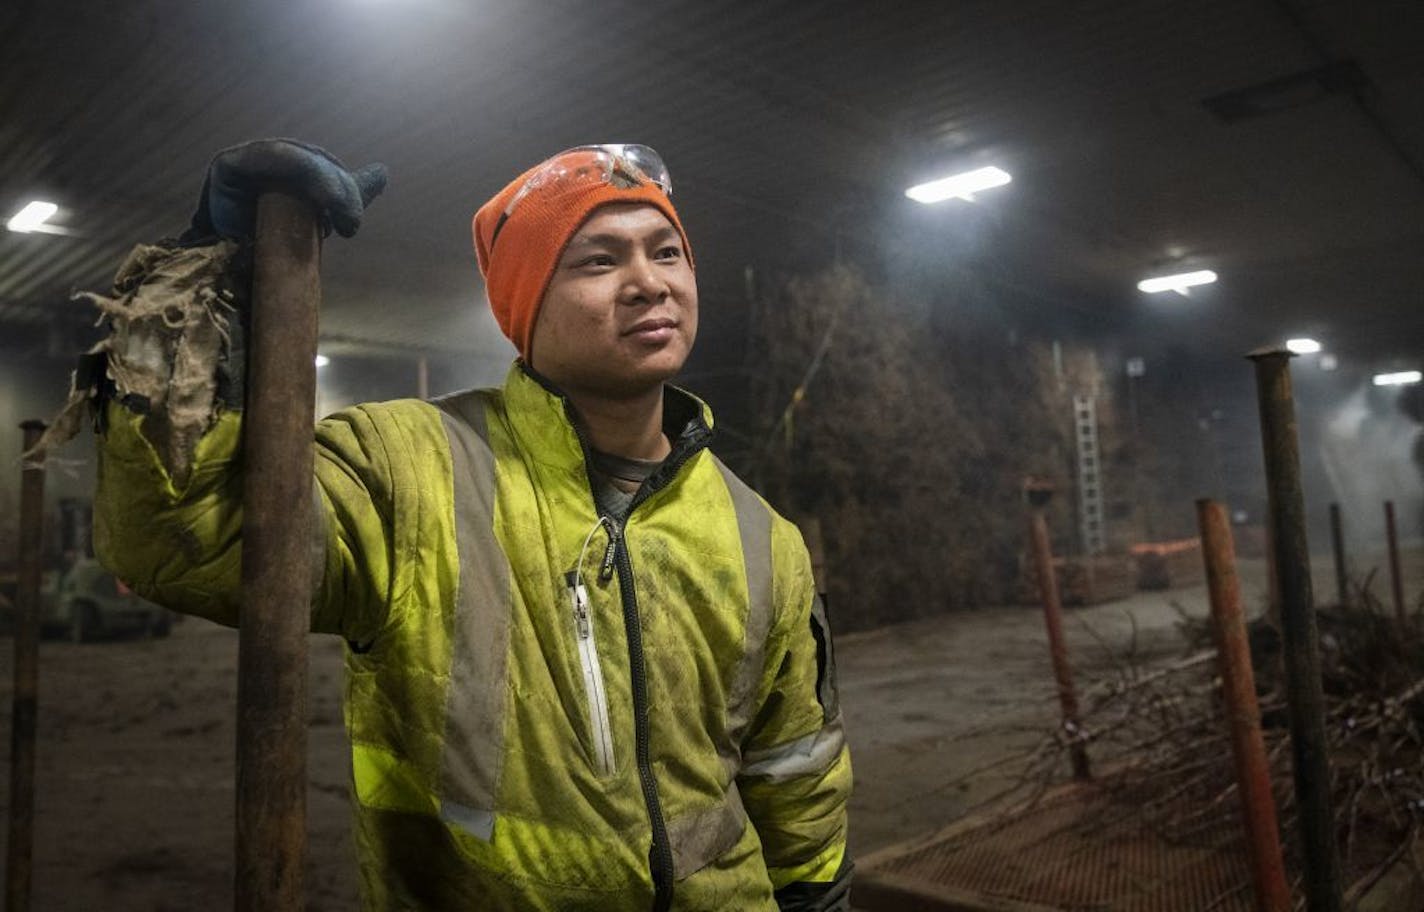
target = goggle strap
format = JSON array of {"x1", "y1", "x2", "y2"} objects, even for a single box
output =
[{"x1": 488, "y1": 210, "x2": 512, "y2": 252}]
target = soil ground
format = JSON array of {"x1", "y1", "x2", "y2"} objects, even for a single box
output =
[{"x1": 0, "y1": 547, "x2": 1414, "y2": 910}]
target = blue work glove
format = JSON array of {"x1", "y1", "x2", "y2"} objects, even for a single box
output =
[{"x1": 181, "y1": 138, "x2": 388, "y2": 243}]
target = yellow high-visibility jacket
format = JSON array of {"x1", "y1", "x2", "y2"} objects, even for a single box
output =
[{"x1": 94, "y1": 361, "x2": 852, "y2": 911}]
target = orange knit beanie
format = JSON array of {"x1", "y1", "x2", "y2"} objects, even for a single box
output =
[{"x1": 472, "y1": 150, "x2": 694, "y2": 358}]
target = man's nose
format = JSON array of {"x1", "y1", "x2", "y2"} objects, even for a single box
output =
[{"x1": 624, "y1": 255, "x2": 670, "y2": 303}]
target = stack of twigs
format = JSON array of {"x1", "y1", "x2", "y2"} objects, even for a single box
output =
[{"x1": 972, "y1": 582, "x2": 1424, "y2": 903}]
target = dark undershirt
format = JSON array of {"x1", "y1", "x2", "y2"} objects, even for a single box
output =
[{"x1": 588, "y1": 448, "x2": 663, "y2": 520}]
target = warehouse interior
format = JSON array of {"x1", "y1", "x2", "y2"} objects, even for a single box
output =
[{"x1": 2, "y1": 0, "x2": 1423, "y2": 908}]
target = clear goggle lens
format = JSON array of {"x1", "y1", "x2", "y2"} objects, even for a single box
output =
[{"x1": 491, "y1": 144, "x2": 671, "y2": 249}]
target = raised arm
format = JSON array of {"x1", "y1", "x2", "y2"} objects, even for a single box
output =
[{"x1": 37, "y1": 141, "x2": 389, "y2": 639}]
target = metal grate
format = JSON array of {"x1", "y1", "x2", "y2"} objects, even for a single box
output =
[{"x1": 862, "y1": 780, "x2": 1256, "y2": 912}]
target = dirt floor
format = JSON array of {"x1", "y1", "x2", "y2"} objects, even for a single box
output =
[{"x1": 0, "y1": 546, "x2": 1413, "y2": 910}]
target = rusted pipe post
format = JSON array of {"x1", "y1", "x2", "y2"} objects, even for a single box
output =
[
  {"x1": 1197, "y1": 499, "x2": 1292, "y2": 912},
  {"x1": 237, "y1": 193, "x2": 321, "y2": 911},
  {"x1": 1024, "y1": 481, "x2": 1090, "y2": 780},
  {"x1": 1265, "y1": 520, "x2": 1281, "y2": 626},
  {"x1": 5, "y1": 421, "x2": 47, "y2": 912},
  {"x1": 1384, "y1": 500, "x2": 1405, "y2": 626},
  {"x1": 1328, "y1": 503, "x2": 1348, "y2": 609},
  {"x1": 1248, "y1": 349, "x2": 1343, "y2": 912}
]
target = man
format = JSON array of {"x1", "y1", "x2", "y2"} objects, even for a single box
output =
[{"x1": 65, "y1": 140, "x2": 851, "y2": 910}]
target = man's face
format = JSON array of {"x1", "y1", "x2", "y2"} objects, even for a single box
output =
[{"x1": 529, "y1": 203, "x2": 698, "y2": 400}]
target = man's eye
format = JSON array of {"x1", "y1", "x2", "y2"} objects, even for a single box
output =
[
  {"x1": 655, "y1": 245, "x2": 682, "y2": 261},
  {"x1": 578, "y1": 254, "x2": 616, "y2": 268}
]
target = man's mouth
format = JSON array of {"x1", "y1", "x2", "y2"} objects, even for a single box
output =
[{"x1": 625, "y1": 318, "x2": 678, "y2": 340}]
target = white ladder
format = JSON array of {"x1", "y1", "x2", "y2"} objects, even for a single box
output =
[{"x1": 1074, "y1": 394, "x2": 1106, "y2": 555}]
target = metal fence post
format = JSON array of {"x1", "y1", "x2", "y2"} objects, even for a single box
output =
[
  {"x1": 1328, "y1": 503, "x2": 1347, "y2": 609},
  {"x1": 1248, "y1": 348, "x2": 1342, "y2": 912},
  {"x1": 1025, "y1": 481, "x2": 1091, "y2": 781},
  {"x1": 1384, "y1": 500, "x2": 1405, "y2": 626},
  {"x1": 5, "y1": 421, "x2": 47, "y2": 912},
  {"x1": 1197, "y1": 499, "x2": 1291, "y2": 912}
]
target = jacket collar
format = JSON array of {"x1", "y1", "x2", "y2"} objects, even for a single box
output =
[{"x1": 502, "y1": 361, "x2": 715, "y2": 480}]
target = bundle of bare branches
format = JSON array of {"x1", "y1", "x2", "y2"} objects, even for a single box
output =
[
  {"x1": 742, "y1": 265, "x2": 1114, "y2": 629},
  {"x1": 964, "y1": 583, "x2": 1424, "y2": 903}
]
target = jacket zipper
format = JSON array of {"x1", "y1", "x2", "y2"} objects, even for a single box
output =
[
  {"x1": 538, "y1": 371, "x2": 710, "y2": 912},
  {"x1": 599, "y1": 526, "x2": 619, "y2": 583},
  {"x1": 610, "y1": 527, "x2": 675, "y2": 912},
  {"x1": 567, "y1": 573, "x2": 616, "y2": 775},
  {"x1": 610, "y1": 440, "x2": 705, "y2": 912}
]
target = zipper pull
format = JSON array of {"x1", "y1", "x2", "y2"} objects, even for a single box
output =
[
  {"x1": 598, "y1": 523, "x2": 620, "y2": 583},
  {"x1": 565, "y1": 570, "x2": 591, "y2": 638}
]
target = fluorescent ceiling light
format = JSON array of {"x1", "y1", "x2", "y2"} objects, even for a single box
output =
[
  {"x1": 314, "y1": 355, "x2": 330, "y2": 368},
  {"x1": 1136, "y1": 270, "x2": 1218, "y2": 296},
  {"x1": 905, "y1": 166, "x2": 1012, "y2": 204},
  {"x1": 1373, "y1": 370, "x2": 1421, "y2": 387},
  {"x1": 1286, "y1": 338, "x2": 1321, "y2": 354},
  {"x1": 6, "y1": 200, "x2": 58, "y2": 233}
]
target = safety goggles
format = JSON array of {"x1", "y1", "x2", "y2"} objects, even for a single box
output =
[{"x1": 489, "y1": 144, "x2": 672, "y2": 251}]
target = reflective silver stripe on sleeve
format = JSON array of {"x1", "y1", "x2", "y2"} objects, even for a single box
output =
[
  {"x1": 433, "y1": 391, "x2": 510, "y2": 841},
  {"x1": 711, "y1": 457, "x2": 774, "y2": 765},
  {"x1": 440, "y1": 800, "x2": 495, "y2": 842},
  {"x1": 666, "y1": 783, "x2": 749, "y2": 881},
  {"x1": 739, "y1": 715, "x2": 846, "y2": 783}
]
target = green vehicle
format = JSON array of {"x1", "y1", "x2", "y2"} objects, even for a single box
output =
[{"x1": 41, "y1": 559, "x2": 173, "y2": 641}]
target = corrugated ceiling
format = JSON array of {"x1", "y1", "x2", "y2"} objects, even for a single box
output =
[{"x1": 2, "y1": 0, "x2": 1421, "y2": 367}]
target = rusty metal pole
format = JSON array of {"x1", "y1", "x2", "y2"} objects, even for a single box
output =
[
  {"x1": 1328, "y1": 503, "x2": 1348, "y2": 609},
  {"x1": 1027, "y1": 504, "x2": 1091, "y2": 780},
  {"x1": 5, "y1": 421, "x2": 47, "y2": 912},
  {"x1": 1197, "y1": 499, "x2": 1292, "y2": 912},
  {"x1": 236, "y1": 193, "x2": 320, "y2": 911},
  {"x1": 1265, "y1": 520, "x2": 1281, "y2": 627},
  {"x1": 1248, "y1": 349, "x2": 1343, "y2": 912},
  {"x1": 1384, "y1": 500, "x2": 1406, "y2": 626}
]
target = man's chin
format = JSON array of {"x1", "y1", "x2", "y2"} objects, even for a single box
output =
[
  {"x1": 600, "y1": 355, "x2": 689, "y2": 399},
  {"x1": 628, "y1": 343, "x2": 690, "y2": 379}
]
